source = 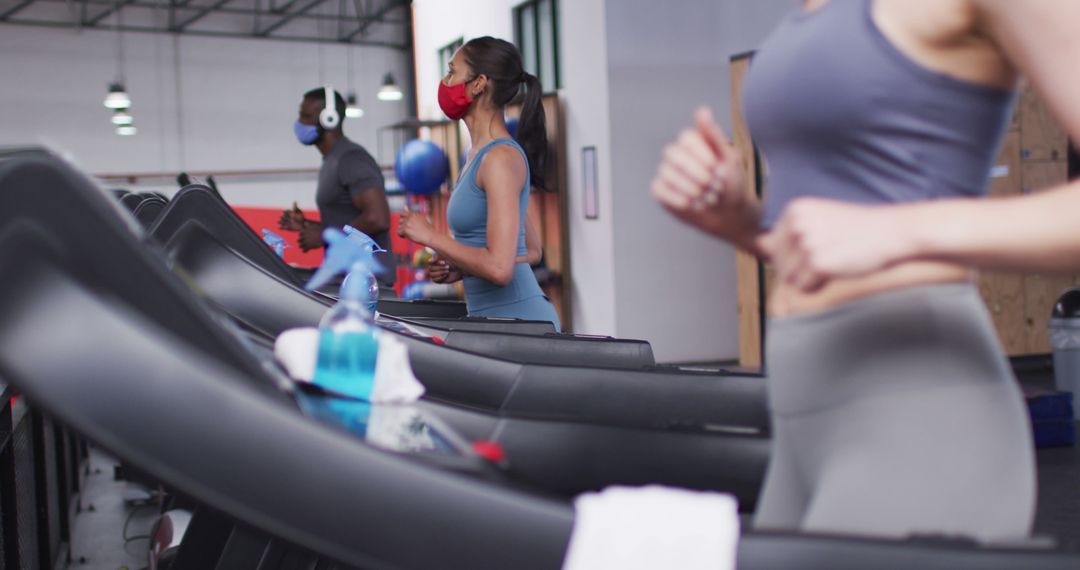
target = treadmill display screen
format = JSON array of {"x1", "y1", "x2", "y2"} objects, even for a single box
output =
[{"x1": 295, "y1": 390, "x2": 468, "y2": 457}]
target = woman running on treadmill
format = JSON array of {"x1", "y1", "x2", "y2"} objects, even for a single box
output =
[
  {"x1": 397, "y1": 37, "x2": 560, "y2": 330},
  {"x1": 654, "y1": 0, "x2": 1080, "y2": 541}
]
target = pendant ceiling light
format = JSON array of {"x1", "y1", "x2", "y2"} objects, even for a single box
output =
[
  {"x1": 111, "y1": 109, "x2": 134, "y2": 125},
  {"x1": 345, "y1": 93, "x2": 365, "y2": 118},
  {"x1": 344, "y1": 47, "x2": 364, "y2": 118},
  {"x1": 104, "y1": 82, "x2": 131, "y2": 110},
  {"x1": 378, "y1": 73, "x2": 403, "y2": 102}
]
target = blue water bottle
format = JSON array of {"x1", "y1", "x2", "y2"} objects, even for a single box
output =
[
  {"x1": 304, "y1": 227, "x2": 385, "y2": 400},
  {"x1": 342, "y1": 225, "x2": 386, "y2": 314},
  {"x1": 261, "y1": 229, "x2": 288, "y2": 257}
]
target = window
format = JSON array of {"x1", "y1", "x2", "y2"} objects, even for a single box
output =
[
  {"x1": 438, "y1": 37, "x2": 464, "y2": 81},
  {"x1": 514, "y1": 0, "x2": 560, "y2": 92}
]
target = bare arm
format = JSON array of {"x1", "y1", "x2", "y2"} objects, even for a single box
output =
[
  {"x1": 651, "y1": 107, "x2": 764, "y2": 255},
  {"x1": 910, "y1": 184, "x2": 1080, "y2": 272},
  {"x1": 921, "y1": 0, "x2": 1080, "y2": 269},
  {"x1": 399, "y1": 145, "x2": 526, "y2": 286}
]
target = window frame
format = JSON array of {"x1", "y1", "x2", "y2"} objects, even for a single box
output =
[
  {"x1": 513, "y1": 0, "x2": 560, "y2": 92},
  {"x1": 437, "y1": 37, "x2": 465, "y2": 84}
]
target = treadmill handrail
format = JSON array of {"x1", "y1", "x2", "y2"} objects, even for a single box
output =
[
  {"x1": 0, "y1": 257, "x2": 574, "y2": 570},
  {"x1": 163, "y1": 220, "x2": 770, "y2": 431},
  {"x1": 149, "y1": 184, "x2": 302, "y2": 287}
]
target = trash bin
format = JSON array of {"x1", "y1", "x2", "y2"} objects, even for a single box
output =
[{"x1": 1049, "y1": 288, "x2": 1080, "y2": 409}]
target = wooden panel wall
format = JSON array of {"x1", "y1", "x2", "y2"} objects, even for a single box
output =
[
  {"x1": 977, "y1": 130, "x2": 1026, "y2": 355},
  {"x1": 730, "y1": 53, "x2": 764, "y2": 368},
  {"x1": 1020, "y1": 159, "x2": 1073, "y2": 353},
  {"x1": 979, "y1": 82, "x2": 1075, "y2": 355}
]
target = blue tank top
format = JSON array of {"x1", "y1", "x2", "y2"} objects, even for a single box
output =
[
  {"x1": 446, "y1": 138, "x2": 542, "y2": 311},
  {"x1": 744, "y1": 0, "x2": 1016, "y2": 228}
]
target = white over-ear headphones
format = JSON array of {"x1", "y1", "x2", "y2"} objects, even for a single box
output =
[{"x1": 319, "y1": 85, "x2": 341, "y2": 130}]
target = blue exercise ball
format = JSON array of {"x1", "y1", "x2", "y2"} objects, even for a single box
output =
[
  {"x1": 506, "y1": 116, "x2": 519, "y2": 140},
  {"x1": 394, "y1": 154, "x2": 406, "y2": 188},
  {"x1": 395, "y1": 140, "x2": 449, "y2": 195}
]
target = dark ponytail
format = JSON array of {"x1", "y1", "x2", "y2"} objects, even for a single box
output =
[
  {"x1": 461, "y1": 36, "x2": 549, "y2": 191},
  {"x1": 516, "y1": 71, "x2": 548, "y2": 191}
]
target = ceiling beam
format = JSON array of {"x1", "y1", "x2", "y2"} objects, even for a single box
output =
[
  {"x1": 0, "y1": 0, "x2": 37, "y2": 21},
  {"x1": 0, "y1": 16, "x2": 409, "y2": 47},
  {"x1": 170, "y1": 0, "x2": 230, "y2": 30},
  {"x1": 268, "y1": 0, "x2": 302, "y2": 14},
  {"x1": 339, "y1": 0, "x2": 396, "y2": 42},
  {"x1": 84, "y1": 0, "x2": 135, "y2": 26},
  {"x1": 255, "y1": 0, "x2": 321, "y2": 36},
  {"x1": 28, "y1": 0, "x2": 404, "y2": 23}
]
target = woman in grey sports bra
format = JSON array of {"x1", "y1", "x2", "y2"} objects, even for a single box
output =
[
  {"x1": 397, "y1": 37, "x2": 560, "y2": 329},
  {"x1": 654, "y1": 0, "x2": 1080, "y2": 542}
]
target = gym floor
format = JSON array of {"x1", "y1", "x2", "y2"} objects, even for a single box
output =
[
  {"x1": 60, "y1": 448, "x2": 156, "y2": 570},
  {"x1": 1020, "y1": 357, "x2": 1080, "y2": 550}
]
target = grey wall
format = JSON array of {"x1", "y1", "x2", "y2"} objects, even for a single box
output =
[
  {"x1": 604, "y1": 0, "x2": 793, "y2": 362},
  {"x1": 0, "y1": 24, "x2": 410, "y2": 208}
]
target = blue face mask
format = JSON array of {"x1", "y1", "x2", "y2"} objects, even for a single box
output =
[{"x1": 294, "y1": 121, "x2": 320, "y2": 145}]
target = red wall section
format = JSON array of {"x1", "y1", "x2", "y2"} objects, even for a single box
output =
[
  {"x1": 232, "y1": 206, "x2": 324, "y2": 268},
  {"x1": 232, "y1": 206, "x2": 424, "y2": 297}
]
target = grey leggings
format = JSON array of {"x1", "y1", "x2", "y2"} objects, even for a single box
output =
[{"x1": 754, "y1": 283, "x2": 1036, "y2": 541}]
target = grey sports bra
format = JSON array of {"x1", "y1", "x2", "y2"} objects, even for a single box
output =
[{"x1": 744, "y1": 0, "x2": 1016, "y2": 228}]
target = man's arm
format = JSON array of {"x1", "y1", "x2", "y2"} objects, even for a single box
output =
[
  {"x1": 341, "y1": 150, "x2": 391, "y2": 237},
  {"x1": 348, "y1": 186, "x2": 391, "y2": 236}
]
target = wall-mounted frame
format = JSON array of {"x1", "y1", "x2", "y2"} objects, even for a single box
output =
[{"x1": 582, "y1": 146, "x2": 598, "y2": 220}]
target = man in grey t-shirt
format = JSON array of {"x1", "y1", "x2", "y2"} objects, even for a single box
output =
[{"x1": 280, "y1": 87, "x2": 396, "y2": 289}]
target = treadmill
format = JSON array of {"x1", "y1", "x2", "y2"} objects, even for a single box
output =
[
  {"x1": 3, "y1": 150, "x2": 1078, "y2": 569},
  {"x1": 155, "y1": 217, "x2": 770, "y2": 434},
  {"x1": 146, "y1": 187, "x2": 725, "y2": 371},
  {"x1": 150, "y1": 184, "x2": 476, "y2": 319},
  {"x1": 3, "y1": 149, "x2": 769, "y2": 506},
  {"x1": 155, "y1": 184, "x2": 711, "y2": 372},
  {"x1": 149, "y1": 184, "x2": 308, "y2": 288},
  {"x1": 377, "y1": 314, "x2": 657, "y2": 369},
  {"x1": 376, "y1": 313, "x2": 558, "y2": 337},
  {"x1": 132, "y1": 195, "x2": 168, "y2": 229}
]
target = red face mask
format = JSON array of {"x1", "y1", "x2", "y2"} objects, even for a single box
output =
[{"x1": 438, "y1": 77, "x2": 475, "y2": 120}]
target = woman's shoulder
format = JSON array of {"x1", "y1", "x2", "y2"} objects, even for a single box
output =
[
  {"x1": 482, "y1": 140, "x2": 525, "y2": 162},
  {"x1": 476, "y1": 140, "x2": 527, "y2": 185}
]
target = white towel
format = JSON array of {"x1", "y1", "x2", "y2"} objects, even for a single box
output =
[
  {"x1": 273, "y1": 327, "x2": 425, "y2": 404},
  {"x1": 562, "y1": 485, "x2": 740, "y2": 570},
  {"x1": 273, "y1": 328, "x2": 320, "y2": 382},
  {"x1": 370, "y1": 333, "x2": 426, "y2": 403}
]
